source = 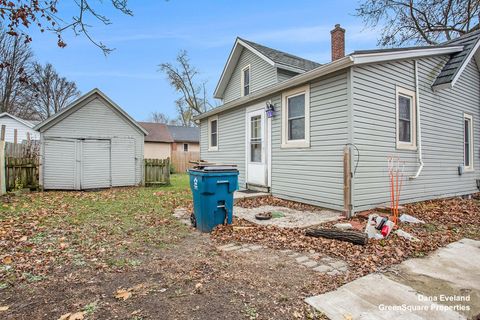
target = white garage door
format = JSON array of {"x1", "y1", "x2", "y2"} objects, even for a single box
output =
[
  {"x1": 111, "y1": 138, "x2": 136, "y2": 186},
  {"x1": 43, "y1": 139, "x2": 78, "y2": 190},
  {"x1": 81, "y1": 139, "x2": 111, "y2": 189}
]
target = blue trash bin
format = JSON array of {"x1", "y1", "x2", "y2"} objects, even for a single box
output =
[{"x1": 189, "y1": 166, "x2": 239, "y2": 232}]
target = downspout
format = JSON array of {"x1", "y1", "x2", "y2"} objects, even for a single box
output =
[{"x1": 410, "y1": 60, "x2": 424, "y2": 179}]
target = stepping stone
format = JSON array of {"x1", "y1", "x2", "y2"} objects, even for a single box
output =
[
  {"x1": 288, "y1": 252, "x2": 300, "y2": 257},
  {"x1": 329, "y1": 260, "x2": 347, "y2": 269},
  {"x1": 313, "y1": 265, "x2": 333, "y2": 273},
  {"x1": 239, "y1": 248, "x2": 251, "y2": 252},
  {"x1": 302, "y1": 260, "x2": 318, "y2": 268},
  {"x1": 249, "y1": 245, "x2": 263, "y2": 251},
  {"x1": 280, "y1": 249, "x2": 292, "y2": 254},
  {"x1": 310, "y1": 253, "x2": 321, "y2": 259},
  {"x1": 296, "y1": 256, "x2": 309, "y2": 263},
  {"x1": 327, "y1": 270, "x2": 341, "y2": 276},
  {"x1": 217, "y1": 243, "x2": 236, "y2": 250},
  {"x1": 222, "y1": 245, "x2": 242, "y2": 252},
  {"x1": 337, "y1": 266, "x2": 348, "y2": 272}
]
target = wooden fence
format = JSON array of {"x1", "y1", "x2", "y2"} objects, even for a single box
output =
[
  {"x1": 171, "y1": 151, "x2": 200, "y2": 173},
  {"x1": 144, "y1": 158, "x2": 170, "y2": 186},
  {"x1": 1, "y1": 141, "x2": 40, "y2": 192}
]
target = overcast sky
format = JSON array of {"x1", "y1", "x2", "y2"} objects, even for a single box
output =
[{"x1": 28, "y1": 0, "x2": 381, "y2": 121}]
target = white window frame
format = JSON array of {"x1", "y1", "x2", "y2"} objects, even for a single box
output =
[
  {"x1": 208, "y1": 115, "x2": 218, "y2": 151},
  {"x1": 241, "y1": 65, "x2": 250, "y2": 97},
  {"x1": 396, "y1": 86, "x2": 417, "y2": 150},
  {"x1": 464, "y1": 113, "x2": 474, "y2": 171},
  {"x1": 183, "y1": 143, "x2": 189, "y2": 152},
  {"x1": 281, "y1": 84, "x2": 310, "y2": 148}
]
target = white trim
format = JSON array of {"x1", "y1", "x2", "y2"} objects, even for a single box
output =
[
  {"x1": 0, "y1": 112, "x2": 36, "y2": 129},
  {"x1": 214, "y1": 38, "x2": 275, "y2": 99},
  {"x1": 464, "y1": 113, "x2": 474, "y2": 171},
  {"x1": 396, "y1": 86, "x2": 417, "y2": 151},
  {"x1": 34, "y1": 88, "x2": 148, "y2": 135},
  {"x1": 208, "y1": 115, "x2": 219, "y2": 151},
  {"x1": 281, "y1": 84, "x2": 310, "y2": 149},
  {"x1": 451, "y1": 39, "x2": 480, "y2": 88},
  {"x1": 241, "y1": 64, "x2": 251, "y2": 97},
  {"x1": 351, "y1": 46, "x2": 463, "y2": 65}
]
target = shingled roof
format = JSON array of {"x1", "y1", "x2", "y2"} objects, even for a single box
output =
[
  {"x1": 433, "y1": 29, "x2": 480, "y2": 88},
  {"x1": 138, "y1": 122, "x2": 173, "y2": 143},
  {"x1": 166, "y1": 125, "x2": 199, "y2": 143},
  {"x1": 239, "y1": 38, "x2": 321, "y2": 72}
]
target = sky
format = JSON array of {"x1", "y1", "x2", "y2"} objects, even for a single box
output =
[{"x1": 28, "y1": 0, "x2": 381, "y2": 122}]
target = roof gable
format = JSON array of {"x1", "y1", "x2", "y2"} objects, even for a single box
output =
[
  {"x1": 34, "y1": 88, "x2": 148, "y2": 135},
  {"x1": 433, "y1": 29, "x2": 480, "y2": 89},
  {"x1": 214, "y1": 38, "x2": 320, "y2": 99},
  {"x1": 0, "y1": 112, "x2": 36, "y2": 129}
]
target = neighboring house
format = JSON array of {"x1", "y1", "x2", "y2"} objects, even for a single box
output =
[
  {"x1": 0, "y1": 112, "x2": 39, "y2": 143},
  {"x1": 34, "y1": 88, "x2": 147, "y2": 190},
  {"x1": 139, "y1": 122, "x2": 200, "y2": 159},
  {"x1": 196, "y1": 24, "x2": 480, "y2": 215}
]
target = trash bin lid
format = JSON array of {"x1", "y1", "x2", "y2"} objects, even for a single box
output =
[{"x1": 202, "y1": 166, "x2": 238, "y2": 172}]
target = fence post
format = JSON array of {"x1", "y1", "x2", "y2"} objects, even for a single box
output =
[
  {"x1": 0, "y1": 141, "x2": 5, "y2": 195},
  {"x1": 343, "y1": 145, "x2": 352, "y2": 218}
]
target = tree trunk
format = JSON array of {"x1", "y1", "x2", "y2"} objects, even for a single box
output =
[{"x1": 306, "y1": 228, "x2": 368, "y2": 245}]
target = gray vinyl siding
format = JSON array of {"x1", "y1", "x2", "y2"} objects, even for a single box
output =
[
  {"x1": 352, "y1": 58, "x2": 480, "y2": 211},
  {"x1": 271, "y1": 71, "x2": 349, "y2": 211},
  {"x1": 277, "y1": 69, "x2": 299, "y2": 82},
  {"x1": 41, "y1": 97, "x2": 144, "y2": 186},
  {"x1": 223, "y1": 48, "x2": 277, "y2": 104},
  {"x1": 200, "y1": 106, "x2": 247, "y2": 187}
]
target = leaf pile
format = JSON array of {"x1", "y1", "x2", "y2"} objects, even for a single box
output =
[
  {"x1": 236, "y1": 195, "x2": 326, "y2": 212},
  {"x1": 213, "y1": 195, "x2": 480, "y2": 293}
]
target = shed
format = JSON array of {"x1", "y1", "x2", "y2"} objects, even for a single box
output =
[
  {"x1": 0, "y1": 112, "x2": 39, "y2": 143},
  {"x1": 34, "y1": 88, "x2": 147, "y2": 190}
]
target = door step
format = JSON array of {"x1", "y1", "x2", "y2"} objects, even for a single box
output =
[{"x1": 246, "y1": 183, "x2": 270, "y2": 193}]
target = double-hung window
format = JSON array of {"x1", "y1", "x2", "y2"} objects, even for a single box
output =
[
  {"x1": 464, "y1": 114, "x2": 474, "y2": 171},
  {"x1": 396, "y1": 87, "x2": 417, "y2": 150},
  {"x1": 241, "y1": 65, "x2": 250, "y2": 96},
  {"x1": 282, "y1": 85, "x2": 310, "y2": 148},
  {"x1": 208, "y1": 116, "x2": 218, "y2": 151}
]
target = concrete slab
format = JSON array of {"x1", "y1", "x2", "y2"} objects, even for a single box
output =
[
  {"x1": 305, "y1": 274, "x2": 465, "y2": 320},
  {"x1": 233, "y1": 190, "x2": 270, "y2": 200},
  {"x1": 233, "y1": 205, "x2": 342, "y2": 228},
  {"x1": 306, "y1": 239, "x2": 480, "y2": 320}
]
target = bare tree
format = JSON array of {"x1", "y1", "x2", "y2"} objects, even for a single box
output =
[
  {"x1": 0, "y1": 30, "x2": 33, "y2": 116},
  {"x1": 356, "y1": 0, "x2": 480, "y2": 46},
  {"x1": 159, "y1": 50, "x2": 211, "y2": 127},
  {"x1": 0, "y1": 0, "x2": 133, "y2": 55},
  {"x1": 29, "y1": 63, "x2": 80, "y2": 120},
  {"x1": 148, "y1": 111, "x2": 181, "y2": 125}
]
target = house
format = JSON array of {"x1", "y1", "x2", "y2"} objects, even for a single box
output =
[
  {"x1": 0, "y1": 112, "x2": 39, "y2": 143},
  {"x1": 139, "y1": 122, "x2": 200, "y2": 158},
  {"x1": 34, "y1": 88, "x2": 147, "y2": 190},
  {"x1": 196, "y1": 24, "x2": 480, "y2": 215}
]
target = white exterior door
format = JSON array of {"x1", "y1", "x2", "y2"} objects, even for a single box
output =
[{"x1": 246, "y1": 109, "x2": 267, "y2": 186}]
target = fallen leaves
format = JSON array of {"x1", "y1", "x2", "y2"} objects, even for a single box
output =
[
  {"x1": 2, "y1": 255, "x2": 12, "y2": 264},
  {"x1": 114, "y1": 288, "x2": 132, "y2": 301},
  {"x1": 58, "y1": 312, "x2": 85, "y2": 320}
]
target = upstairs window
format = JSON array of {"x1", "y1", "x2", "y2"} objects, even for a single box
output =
[
  {"x1": 183, "y1": 143, "x2": 189, "y2": 152},
  {"x1": 242, "y1": 65, "x2": 250, "y2": 96},
  {"x1": 281, "y1": 85, "x2": 310, "y2": 148},
  {"x1": 464, "y1": 114, "x2": 474, "y2": 170},
  {"x1": 396, "y1": 87, "x2": 416, "y2": 150},
  {"x1": 208, "y1": 116, "x2": 218, "y2": 151}
]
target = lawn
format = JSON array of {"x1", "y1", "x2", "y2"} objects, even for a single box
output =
[{"x1": 0, "y1": 174, "x2": 192, "y2": 288}]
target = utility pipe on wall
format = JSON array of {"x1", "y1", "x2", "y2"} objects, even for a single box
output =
[{"x1": 410, "y1": 60, "x2": 424, "y2": 179}]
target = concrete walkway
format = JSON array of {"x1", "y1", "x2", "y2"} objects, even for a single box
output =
[{"x1": 306, "y1": 238, "x2": 480, "y2": 320}]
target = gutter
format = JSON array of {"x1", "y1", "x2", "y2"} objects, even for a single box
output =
[{"x1": 410, "y1": 60, "x2": 424, "y2": 179}]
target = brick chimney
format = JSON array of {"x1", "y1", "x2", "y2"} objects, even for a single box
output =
[{"x1": 331, "y1": 24, "x2": 345, "y2": 61}]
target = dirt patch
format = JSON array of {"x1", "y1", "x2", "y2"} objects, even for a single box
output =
[{"x1": 1, "y1": 232, "x2": 326, "y2": 319}]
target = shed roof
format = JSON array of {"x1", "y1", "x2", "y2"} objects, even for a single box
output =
[
  {"x1": 0, "y1": 112, "x2": 37, "y2": 129},
  {"x1": 166, "y1": 125, "x2": 199, "y2": 142},
  {"x1": 138, "y1": 122, "x2": 174, "y2": 143}
]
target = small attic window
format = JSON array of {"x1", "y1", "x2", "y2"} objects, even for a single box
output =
[{"x1": 241, "y1": 65, "x2": 250, "y2": 96}]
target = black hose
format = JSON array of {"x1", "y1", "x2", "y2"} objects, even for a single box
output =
[{"x1": 345, "y1": 143, "x2": 360, "y2": 176}]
